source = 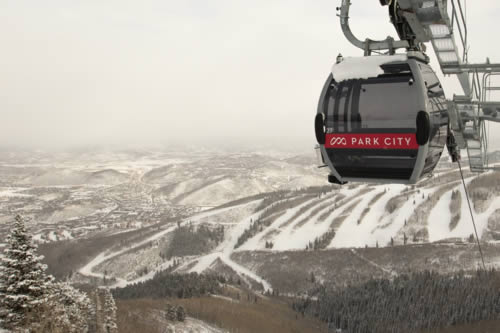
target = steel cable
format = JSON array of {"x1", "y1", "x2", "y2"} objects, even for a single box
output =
[{"x1": 457, "y1": 159, "x2": 486, "y2": 270}]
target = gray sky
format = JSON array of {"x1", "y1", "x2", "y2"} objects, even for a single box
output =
[{"x1": 1, "y1": 0, "x2": 500, "y2": 148}]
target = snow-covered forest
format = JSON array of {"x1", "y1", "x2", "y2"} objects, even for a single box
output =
[
  {"x1": 0, "y1": 216, "x2": 107, "y2": 332},
  {"x1": 293, "y1": 270, "x2": 500, "y2": 333}
]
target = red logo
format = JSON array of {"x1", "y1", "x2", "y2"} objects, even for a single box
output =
[{"x1": 325, "y1": 133, "x2": 418, "y2": 150}]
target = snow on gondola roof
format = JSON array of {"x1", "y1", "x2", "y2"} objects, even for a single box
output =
[{"x1": 331, "y1": 54, "x2": 408, "y2": 82}]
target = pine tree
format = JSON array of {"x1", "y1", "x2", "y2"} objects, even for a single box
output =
[
  {"x1": 468, "y1": 233, "x2": 475, "y2": 243},
  {"x1": 52, "y1": 282, "x2": 93, "y2": 332},
  {"x1": 165, "y1": 303, "x2": 173, "y2": 319},
  {"x1": 0, "y1": 215, "x2": 53, "y2": 329},
  {"x1": 102, "y1": 287, "x2": 118, "y2": 333},
  {"x1": 35, "y1": 282, "x2": 93, "y2": 332},
  {"x1": 176, "y1": 305, "x2": 186, "y2": 322},
  {"x1": 165, "y1": 303, "x2": 177, "y2": 321},
  {"x1": 0, "y1": 215, "x2": 92, "y2": 332}
]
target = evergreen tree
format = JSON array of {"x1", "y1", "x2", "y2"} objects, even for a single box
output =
[
  {"x1": 0, "y1": 215, "x2": 53, "y2": 329},
  {"x1": 293, "y1": 270, "x2": 500, "y2": 333},
  {"x1": 165, "y1": 303, "x2": 177, "y2": 321},
  {"x1": 102, "y1": 287, "x2": 118, "y2": 333},
  {"x1": 468, "y1": 233, "x2": 475, "y2": 243},
  {"x1": 52, "y1": 282, "x2": 93, "y2": 332},
  {"x1": 35, "y1": 282, "x2": 93, "y2": 332},
  {"x1": 0, "y1": 215, "x2": 92, "y2": 332},
  {"x1": 176, "y1": 305, "x2": 186, "y2": 322}
]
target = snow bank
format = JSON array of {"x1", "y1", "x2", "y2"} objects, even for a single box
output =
[{"x1": 332, "y1": 54, "x2": 408, "y2": 82}]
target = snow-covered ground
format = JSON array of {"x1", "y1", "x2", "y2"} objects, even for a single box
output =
[
  {"x1": 187, "y1": 200, "x2": 273, "y2": 291},
  {"x1": 5, "y1": 149, "x2": 500, "y2": 293},
  {"x1": 428, "y1": 178, "x2": 500, "y2": 242},
  {"x1": 79, "y1": 224, "x2": 178, "y2": 287},
  {"x1": 79, "y1": 200, "x2": 273, "y2": 290},
  {"x1": 78, "y1": 167, "x2": 500, "y2": 291},
  {"x1": 170, "y1": 317, "x2": 228, "y2": 333}
]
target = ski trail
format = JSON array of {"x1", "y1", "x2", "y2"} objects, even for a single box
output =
[
  {"x1": 189, "y1": 202, "x2": 274, "y2": 291},
  {"x1": 267, "y1": 186, "x2": 373, "y2": 251},
  {"x1": 240, "y1": 196, "x2": 319, "y2": 251},
  {"x1": 188, "y1": 201, "x2": 255, "y2": 222},
  {"x1": 79, "y1": 225, "x2": 177, "y2": 287},
  {"x1": 350, "y1": 249, "x2": 395, "y2": 276},
  {"x1": 328, "y1": 182, "x2": 446, "y2": 248},
  {"x1": 428, "y1": 185, "x2": 459, "y2": 242},
  {"x1": 427, "y1": 176, "x2": 497, "y2": 242},
  {"x1": 250, "y1": 186, "x2": 368, "y2": 251},
  {"x1": 365, "y1": 185, "x2": 419, "y2": 247},
  {"x1": 271, "y1": 196, "x2": 339, "y2": 250},
  {"x1": 329, "y1": 186, "x2": 397, "y2": 248},
  {"x1": 464, "y1": 193, "x2": 500, "y2": 241},
  {"x1": 79, "y1": 200, "x2": 260, "y2": 288},
  {"x1": 189, "y1": 206, "x2": 264, "y2": 273},
  {"x1": 220, "y1": 255, "x2": 272, "y2": 291},
  {"x1": 271, "y1": 195, "x2": 346, "y2": 250}
]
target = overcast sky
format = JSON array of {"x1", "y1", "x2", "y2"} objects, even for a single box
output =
[{"x1": 1, "y1": 0, "x2": 500, "y2": 149}]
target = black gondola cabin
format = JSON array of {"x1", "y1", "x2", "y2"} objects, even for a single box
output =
[{"x1": 315, "y1": 54, "x2": 448, "y2": 184}]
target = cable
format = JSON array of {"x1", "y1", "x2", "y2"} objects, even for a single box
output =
[
  {"x1": 488, "y1": 75, "x2": 491, "y2": 156},
  {"x1": 457, "y1": 159, "x2": 486, "y2": 270},
  {"x1": 464, "y1": 0, "x2": 467, "y2": 26}
]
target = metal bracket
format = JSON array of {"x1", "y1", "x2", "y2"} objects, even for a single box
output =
[{"x1": 339, "y1": 0, "x2": 409, "y2": 53}]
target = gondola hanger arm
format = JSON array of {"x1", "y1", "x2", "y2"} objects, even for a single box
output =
[{"x1": 339, "y1": 0, "x2": 409, "y2": 55}]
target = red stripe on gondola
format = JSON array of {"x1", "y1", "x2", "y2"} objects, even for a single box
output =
[{"x1": 325, "y1": 133, "x2": 419, "y2": 149}]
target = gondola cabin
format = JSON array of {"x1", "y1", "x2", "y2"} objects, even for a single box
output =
[{"x1": 315, "y1": 54, "x2": 448, "y2": 184}]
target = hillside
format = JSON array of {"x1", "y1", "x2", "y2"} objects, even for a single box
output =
[
  {"x1": 2, "y1": 148, "x2": 500, "y2": 332},
  {"x1": 1, "y1": 150, "x2": 494, "y2": 278},
  {"x1": 70, "y1": 161, "x2": 500, "y2": 293}
]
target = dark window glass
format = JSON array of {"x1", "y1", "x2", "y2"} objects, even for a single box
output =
[
  {"x1": 357, "y1": 76, "x2": 418, "y2": 130},
  {"x1": 323, "y1": 75, "x2": 418, "y2": 133},
  {"x1": 324, "y1": 83, "x2": 352, "y2": 131}
]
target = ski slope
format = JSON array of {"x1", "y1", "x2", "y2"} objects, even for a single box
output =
[{"x1": 77, "y1": 167, "x2": 500, "y2": 291}]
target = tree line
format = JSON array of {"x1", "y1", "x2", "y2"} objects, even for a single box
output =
[
  {"x1": 112, "y1": 271, "x2": 226, "y2": 300},
  {"x1": 292, "y1": 270, "x2": 500, "y2": 333},
  {"x1": 160, "y1": 223, "x2": 225, "y2": 259}
]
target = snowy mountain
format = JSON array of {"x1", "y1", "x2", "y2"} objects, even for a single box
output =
[{"x1": 1, "y1": 148, "x2": 500, "y2": 295}]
